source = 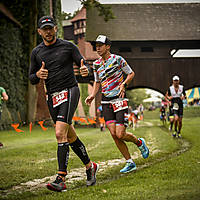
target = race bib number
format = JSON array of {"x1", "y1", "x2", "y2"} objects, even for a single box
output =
[
  {"x1": 52, "y1": 89, "x2": 68, "y2": 108},
  {"x1": 111, "y1": 98, "x2": 128, "y2": 113},
  {"x1": 173, "y1": 103, "x2": 179, "y2": 110}
]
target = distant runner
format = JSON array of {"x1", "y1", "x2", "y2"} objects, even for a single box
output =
[
  {"x1": 165, "y1": 75, "x2": 186, "y2": 138},
  {"x1": 0, "y1": 86, "x2": 8, "y2": 148},
  {"x1": 0, "y1": 87, "x2": 8, "y2": 120},
  {"x1": 160, "y1": 104, "x2": 166, "y2": 125}
]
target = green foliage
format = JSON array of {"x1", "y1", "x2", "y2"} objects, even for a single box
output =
[
  {"x1": 52, "y1": 0, "x2": 63, "y2": 38},
  {"x1": 0, "y1": 0, "x2": 30, "y2": 124},
  {"x1": 61, "y1": 10, "x2": 80, "y2": 20},
  {"x1": 80, "y1": 0, "x2": 115, "y2": 22},
  {"x1": 61, "y1": 11, "x2": 73, "y2": 20},
  {"x1": 79, "y1": 83, "x2": 89, "y2": 116},
  {"x1": 0, "y1": 0, "x2": 63, "y2": 130},
  {"x1": 183, "y1": 106, "x2": 200, "y2": 118},
  {"x1": 37, "y1": 0, "x2": 63, "y2": 41},
  {"x1": 127, "y1": 88, "x2": 151, "y2": 109}
]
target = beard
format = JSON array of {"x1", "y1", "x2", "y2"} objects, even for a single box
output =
[{"x1": 43, "y1": 35, "x2": 55, "y2": 43}]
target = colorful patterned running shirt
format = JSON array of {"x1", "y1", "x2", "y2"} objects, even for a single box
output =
[{"x1": 93, "y1": 54, "x2": 133, "y2": 98}]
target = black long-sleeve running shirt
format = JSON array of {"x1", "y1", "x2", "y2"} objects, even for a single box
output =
[{"x1": 29, "y1": 39, "x2": 83, "y2": 94}]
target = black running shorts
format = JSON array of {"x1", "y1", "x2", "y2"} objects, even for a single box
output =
[
  {"x1": 169, "y1": 105, "x2": 174, "y2": 116},
  {"x1": 47, "y1": 85, "x2": 80, "y2": 124},
  {"x1": 102, "y1": 103, "x2": 128, "y2": 127},
  {"x1": 173, "y1": 108, "x2": 183, "y2": 117}
]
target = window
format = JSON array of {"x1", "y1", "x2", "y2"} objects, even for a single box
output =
[
  {"x1": 171, "y1": 49, "x2": 200, "y2": 57},
  {"x1": 119, "y1": 47, "x2": 132, "y2": 52},
  {"x1": 141, "y1": 47, "x2": 154, "y2": 52}
]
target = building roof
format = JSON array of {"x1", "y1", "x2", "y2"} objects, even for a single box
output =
[
  {"x1": 71, "y1": 7, "x2": 86, "y2": 23},
  {"x1": 86, "y1": 3, "x2": 200, "y2": 41},
  {"x1": 62, "y1": 19, "x2": 72, "y2": 26}
]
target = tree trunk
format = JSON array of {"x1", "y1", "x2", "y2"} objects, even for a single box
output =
[{"x1": 27, "y1": 0, "x2": 38, "y2": 122}]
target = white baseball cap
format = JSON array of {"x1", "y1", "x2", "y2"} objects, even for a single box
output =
[
  {"x1": 95, "y1": 35, "x2": 111, "y2": 45},
  {"x1": 173, "y1": 75, "x2": 180, "y2": 81}
]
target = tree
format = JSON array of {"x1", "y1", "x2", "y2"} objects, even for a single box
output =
[
  {"x1": 126, "y1": 89, "x2": 151, "y2": 109},
  {"x1": 80, "y1": 0, "x2": 115, "y2": 22},
  {"x1": 61, "y1": 10, "x2": 80, "y2": 20}
]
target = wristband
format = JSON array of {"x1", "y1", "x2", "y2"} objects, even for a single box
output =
[{"x1": 123, "y1": 83, "x2": 127, "y2": 88}]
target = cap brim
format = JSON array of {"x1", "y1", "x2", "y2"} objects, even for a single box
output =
[
  {"x1": 39, "y1": 23, "x2": 55, "y2": 29},
  {"x1": 91, "y1": 41, "x2": 104, "y2": 45},
  {"x1": 96, "y1": 40, "x2": 105, "y2": 43}
]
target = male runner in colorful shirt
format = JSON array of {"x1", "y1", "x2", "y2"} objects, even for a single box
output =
[
  {"x1": 85, "y1": 35, "x2": 149, "y2": 173},
  {"x1": 29, "y1": 16, "x2": 99, "y2": 192},
  {"x1": 165, "y1": 75, "x2": 186, "y2": 138}
]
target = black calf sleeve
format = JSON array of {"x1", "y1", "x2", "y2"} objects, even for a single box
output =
[
  {"x1": 70, "y1": 137, "x2": 90, "y2": 165},
  {"x1": 170, "y1": 121, "x2": 173, "y2": 129},
  {"x1": 57, "y1": 142, "x2": 69, "y2": 173}
]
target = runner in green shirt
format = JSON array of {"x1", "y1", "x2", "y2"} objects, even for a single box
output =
[
  {"x1": 0, "y1": 87, "x2": 8, "y2": 120},
  {"x1": 0, "y1": 87, "x2": 8, "y2": 148}
]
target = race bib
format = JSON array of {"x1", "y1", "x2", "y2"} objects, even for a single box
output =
[
  {"x1": 52, "y1": 89, "x2": 68, "y2": 108},
  {"x1": 173, "y1": 103, "x2": 179, "y2": 110},
  {"x1": 111, "y1": 98, "x2": 128, "y2": 113}
]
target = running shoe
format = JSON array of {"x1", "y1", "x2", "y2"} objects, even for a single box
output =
[
  {"x1": 169, "y1": 126, "x2": 172, "y2": 132},
  {"x1": 138, "y1": 138, "x2": 149, "y2": 159},
  {"x1": 177, "y1": 133, "x2": 182, "y2": 138},
  {"x1": 172, "y1": 132, "x2": 177, "y2": 138},
  {"x1": 46, "y1": 176, "x2": 66, "y2": 192},
  {"x1": 120, "y1": 162, "x2": 136, "y2": 173},
  {"x1": 86, "y1": 162, "x2": 99, "y2": 186}
]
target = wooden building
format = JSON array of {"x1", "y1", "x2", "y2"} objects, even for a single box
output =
[{"x1": 86, "y1": 3, "x2": 200, "y2": 94}]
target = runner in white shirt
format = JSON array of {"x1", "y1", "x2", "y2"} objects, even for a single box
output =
[{"x1": 165, "y1": 75, "x2": 186, "y2": 138}]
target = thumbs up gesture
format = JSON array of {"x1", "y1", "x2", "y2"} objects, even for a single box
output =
[
  {"x1": 36, "y1": 61, "x2": 48, "y2": 79},
  {"x1": 80, "y1": 59, "x2": 89, "y2": 77}
]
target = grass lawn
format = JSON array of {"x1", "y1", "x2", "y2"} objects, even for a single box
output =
[{"x1": 0, "y1": 107, "x2": 200, "y2": 200}]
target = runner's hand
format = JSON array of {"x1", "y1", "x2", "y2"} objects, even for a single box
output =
[
  {"x1": 119, "y1": 84, "x2": 125, "y2": 98},
  {"x1": 80, "y1": 59, "x2": 89, "y2": 77},
  {"x1": 36, "y1": 61, "x2": 48, "y2": 79},
  {"x1": 168, "y1": 96, "x2": 173, "y2": 100},
  {"x1": 85, "y1": 95, "x2": 95, "y2": 106},
  {"x1": 180, "y1": 96, "x2": 185, "y2": 100}
]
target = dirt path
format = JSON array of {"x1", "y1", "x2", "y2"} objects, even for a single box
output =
[{"x1": 2, "y1": 146, "x2": 159, "y2": 195}]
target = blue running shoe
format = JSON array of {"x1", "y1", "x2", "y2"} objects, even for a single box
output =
[
  {"x1": 138, "y1": 138, "x2": 149, "y2": 159},
  {"x1": 120, "y1": 162, "x2": 136, "y2": 173},
  {"x1": 172, "y1": 132, "x2": 177, "y2": 138}
]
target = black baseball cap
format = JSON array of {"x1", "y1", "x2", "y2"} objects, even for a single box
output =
[
  {"x1": 95, "y1": 35, "x2": 111, "y2": 45},
  {"x1": 38, "y1": 16, "x2": 56, "y2": 29}
]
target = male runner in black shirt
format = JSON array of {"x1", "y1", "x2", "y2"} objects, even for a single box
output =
[{"x1": 29, "y1": 16, "x2": 99, "y2": 192}]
